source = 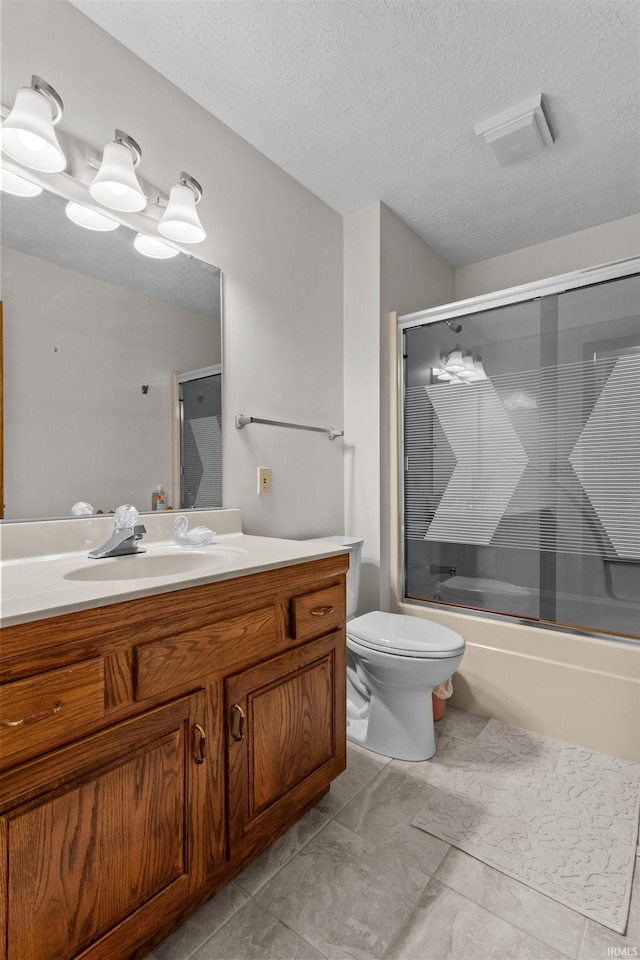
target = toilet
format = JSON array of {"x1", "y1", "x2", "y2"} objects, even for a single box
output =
[{"x1": 310, "y1": 537, "x2": 465, "y2": 762}]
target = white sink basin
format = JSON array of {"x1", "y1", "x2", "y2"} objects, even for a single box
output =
[{"x1": 64, "y1": 546, "x2": 248, "y2": 582}]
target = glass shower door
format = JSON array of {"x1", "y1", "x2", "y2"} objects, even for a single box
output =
[
  {"x1": 553, "y1": 275, "x2": 640, "y2": 636},
  {"x1": 402, "y1": 272, "x2": 640, "y2": 640}
]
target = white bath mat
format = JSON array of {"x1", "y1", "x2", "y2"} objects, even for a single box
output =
[{"x1": 411, "y1": 719, "x2": 640, "y2": 933}]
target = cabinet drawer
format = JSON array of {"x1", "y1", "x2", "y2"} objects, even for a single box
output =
[
  {"x1": 290, "y1": 583, "x2": 345, "y2": 641},
  {"x1": 0, "y1": 658, "x2": 104, "y2": 767},
  {"x1": 135, "y1": 607, "x2": 278, "y2": 700}
]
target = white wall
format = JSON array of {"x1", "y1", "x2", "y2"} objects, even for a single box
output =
[
  {"x1": 343, "y1": 204, "x2": 381, "y2": 613},
  {"x1": 379, "y1": 205, "x2": 455, "y2": 609},
  {"x1": 1, "y1": 0, "x2": 344, "y2": 538},
  {"x1": 2, "y1": 246, "x2": 217, "y2": 518},
  {"x1": 344, "y1": 202, "x2": 454, "y2": 613},
  {"x1": 455, "y1": 213, "x2": 640, "y2": 300}
]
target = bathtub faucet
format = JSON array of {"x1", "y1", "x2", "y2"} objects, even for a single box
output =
[{"x1": 429, "y1": 563, "x2": 456, "y2": 578}]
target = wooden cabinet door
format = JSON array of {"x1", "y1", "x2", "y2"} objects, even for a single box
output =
[
  {"x1": 226, "y1": 631, "x2": 346, "y2": 860},
  {"x1": 0, "y1": 690, "x2": 224, "y2": 960}
]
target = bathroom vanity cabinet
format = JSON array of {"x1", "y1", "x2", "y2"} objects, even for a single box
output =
[{"x1": 0, "y1": 553, "x2": 348, "y2": 960}]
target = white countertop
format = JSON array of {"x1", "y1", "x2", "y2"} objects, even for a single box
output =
[{"x1": 0, "y1": 511, "x2": 350, "y2": 627}]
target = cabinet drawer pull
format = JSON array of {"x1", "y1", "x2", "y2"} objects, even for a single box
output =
[
  {"x1": 231, "y1": 703, "x2": 246, "y2": 742},
  {"x1": 194, "y1": 723, "x2": 207, "y2": 764},
  {"x1": 1, "y1": 700, "x2": 63, "y2": 728},
  {"x1": 310, "y1": 605, "x2": 334, "y2": 618}
]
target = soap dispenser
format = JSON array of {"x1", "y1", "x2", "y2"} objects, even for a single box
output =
[{"x1": 152, "y1": 484, "x2": 167, "y2": 511}]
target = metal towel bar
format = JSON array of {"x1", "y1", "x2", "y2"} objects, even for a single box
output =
[{"x1": 235, "y1": 414, "x2": 343, "y2": 441}]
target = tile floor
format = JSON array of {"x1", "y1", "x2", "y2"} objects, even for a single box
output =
[{"x1": 144, "y1": 708, "x2": 640, "y2": 960}]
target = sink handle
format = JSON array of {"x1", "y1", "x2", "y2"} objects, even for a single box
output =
[{"x1": 231, "y1": 703, "x2": 246, "y2": 742}]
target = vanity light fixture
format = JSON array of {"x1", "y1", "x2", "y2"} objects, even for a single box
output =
[
  {"x1": 65, "y1": 201, "x2": 120, "y2": 232},
  {"x1": 158, "y1": 173, "x2": 206, "y2": 243},
  {"x1": 0, "y1": 168, "x2": 43, "y2": 197},
  {"x1": 1, "y1": 75, "x2": 66, "y2": 172},
  {"x1": 89, "y1": 130, "x2": 147, "y2": 213},
  {"x1": 435, "y1": 353, "x2": 487, "y2": 384},
  {"x1": 133, "y1": 232, "x2": 180, "y2": 259},
  {"x1": 2, "y1": 77, "x2": 208, "y2": 253}
]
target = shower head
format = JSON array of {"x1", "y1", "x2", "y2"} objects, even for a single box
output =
[{"x1": 444, "y1": 319, "x2": 462, "y2": 334}]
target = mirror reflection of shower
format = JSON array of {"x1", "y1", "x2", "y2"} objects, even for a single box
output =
[{"x1": 177, "y1": 365, "x2": 222, "y2": 509}]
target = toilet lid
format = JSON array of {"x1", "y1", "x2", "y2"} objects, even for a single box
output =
[{"x1": 347, "y1": 611, "x2": 465, "y2": 658}]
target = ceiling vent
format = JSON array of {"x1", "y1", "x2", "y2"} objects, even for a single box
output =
[{"x1": 474, "y1": 94, "x2": 554, "y2": 167}]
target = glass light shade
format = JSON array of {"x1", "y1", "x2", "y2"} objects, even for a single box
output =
[
  {"x1": 65, "y1": 201, "x2": 119, "y2": 232},
  {"x1": 0, "y1": 169, "x2": 42, "y2": 197},
  {"x1": 457, "y1": 355, "x2": 477, "y2": 379},
  {"x1": 442, "y1": 349, "x2": 465, "y2": 373},
  {"x1": 89, "y1": 140, "x2": 146, "y2": 212},
  {"x1": 473, "y1": 358, "x2": 487, "y2": 379},
  {"x1": 133, "y1": 232, "x2": 179, "y2": 259},
  {"x1": 1, "y1": 86, "x2": 66, "y2": 172},
  {"x1": 437, "y1": 371, "x2": 453, "y2": 381},
  {"x1": 158, "y1": 182, "x2": 206, "y2": 243}
]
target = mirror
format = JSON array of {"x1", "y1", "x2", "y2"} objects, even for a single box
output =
[{"x1": 0, "y1": 186, "x2": 222, "y2": 520}]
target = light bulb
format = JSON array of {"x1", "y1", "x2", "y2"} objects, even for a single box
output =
[{"x1": 17, "y1": 129, "x2": 46, "y2": 152}]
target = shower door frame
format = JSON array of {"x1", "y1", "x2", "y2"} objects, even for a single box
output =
[{"x1": 396, "y1": 256, "x2": 640, "y2": 643}]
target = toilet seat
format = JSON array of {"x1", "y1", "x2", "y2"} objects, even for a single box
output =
[{"x1": 347, "y1": 611, "x2": 464, "y2": 659}]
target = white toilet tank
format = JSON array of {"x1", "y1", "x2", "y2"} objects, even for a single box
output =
[{"x1": 307, "y1": 536, "x2": 363, "y2": 619}]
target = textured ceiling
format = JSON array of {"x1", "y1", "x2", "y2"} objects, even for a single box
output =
[{"x1": 71, "y1": 0, "x2": 640, "y2": 266}]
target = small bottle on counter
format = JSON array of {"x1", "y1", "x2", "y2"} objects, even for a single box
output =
[{"x1": 152, "y1": 484, "x2": 167, "y2": 511}]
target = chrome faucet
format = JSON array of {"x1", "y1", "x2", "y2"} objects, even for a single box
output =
[{"x1": 88, "y1": 505, "x2": 146, "y2": 559}]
